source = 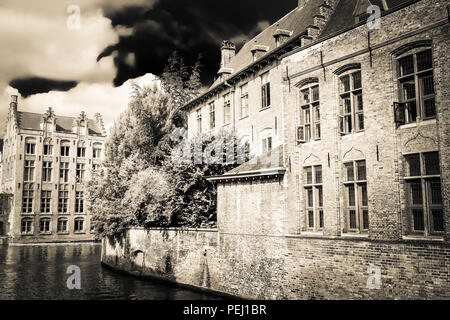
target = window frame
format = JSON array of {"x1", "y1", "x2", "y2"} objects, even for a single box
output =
[
  {"x1": 404, "y1": 151, "x2": 443, "y2": 236},
  {"x1": 40, "y1": 190, "x2": 52, "y2": 213},
  {"x1": 209, "y1": 102, "x2": 215, "y2": 129},
  {"x1": 343, "y1": 160, "x2": 369, "y2": 233},
  {"x1": 261, "y1": 72, "x2": 271, "y2": 109},
  {"x1": 57, "y1": 218, "x2": 68, "y2": 233},
  {"x1": 75, "y1": 191, "x2": 84, "y2": 213},
  {"x1": 240, "y1": 83, "x2": 249, "y2": 118},
  {"x1": 21, "y1": 218, "x2": 33, "y2": 235},
  {"x1": 397, "y1": 48, "x2": 435, "y2": 123},
  {"x1": 42, "y1": 161, "x2": 52, "y2": 182},
  {"x1": 39, "y1": 218, "x2": 51, "y2": 234},
  {"x1": 338, "y1": 70, "x2": 364, "y2": 135},
  {"x1": 299, "y1": 83, "x2": 321, "y2": 141},
  {"x1": 22, "y1": 183, "x2": 34, "y2": 213},
  {"x1": 74, "y1": 218, "x2": 85, "y2": 233},
  {"x1": 303, "y1": 165, "x2": 324, "y2": 232},
  {"x1": 196, "y1": 108, "x2": 202, "y2": 133},
  {"x1": 223, "y1": 93, "x2": 232, "y2": 125}
]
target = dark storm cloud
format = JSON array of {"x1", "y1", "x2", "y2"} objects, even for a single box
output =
[
  {"x1": 98, "y1": 0, "x2": 297, "y2": 86},
  {"x1": 9, "y1": 77, "x2": 78, "y2": 98}
]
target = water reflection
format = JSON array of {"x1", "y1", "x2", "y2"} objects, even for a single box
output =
[{"x1": 0, "y1": 244, "x2": 222, "y2": 300}]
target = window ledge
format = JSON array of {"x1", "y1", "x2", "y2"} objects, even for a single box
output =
[
  {"x1": 57, "y1": 232, "x2": 70, "y2": 235},
  {"x1": 341, "y1": 233, "x2": 369, "y2": 239},
  {"x1": 259, "y1": 106, "x2": 271, "y2": 112},
  {"x1": 300, "y1": 231, "x2": 324, "y2": 237},
  {"x1": 402, "y1": 235, "x2": 444, "y2": 242},
  {"x1": 302, "y1": 139, "x2": 321, "y2": 146},
  {"x1": 398, "y1": 119, "x2": 436, "y2": 129},
  {"x1": 39, "y1": 232, "x2": 52, "y2": 235},
  {"x1": 74, "y1": 231, "x2": 86, "y2": 234},
  {"x1": 239, "y1": 116, "x2": 249, "y2": 121},
  {"x1": 341, "y1": 131, "x2": 365, "y2": 139}
]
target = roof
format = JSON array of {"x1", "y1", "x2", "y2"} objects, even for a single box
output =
[
  {"x1": 321, "y1": 0, "x2": 416, "y2": 37},
  {"x1": 209, "y1": 1, "x2": 321, "y2": 89},
  {"x1": 17, "y1": 111, "x2": 104, "y2": 136},
  {"x1": 207, "y1": 145, "x2": 286, "y2": 182}
]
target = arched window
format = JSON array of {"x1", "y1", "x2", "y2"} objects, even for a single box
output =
[
  {"x1": 57, "y1": 218, "x2": 68, "y2": 233},
  {"x1": 93, "y1": 143, "x2": 102, "y2": 159},
  {"x1": 77, "y1": 141, "x2": 86, "y2": 158},
  {"x1": 21, "y1": 218, "x2": 33, "y2": 234},
  {"x1": 43, "y1": 138, "x2": 53, "y2": 156},
  {"x1": 297, "y1": 79, "x2": 320, "y2": 142},
  {"x1": 260, "y1": 128, "x2": 273, "y2": 155},
  {"x1": 335, "y1": 65, "x2": 364, "y2": 134},
  {"x1": 40, "y1": 218, "x2": 51, "y2": 234},
  {"x1": 60, "y1": 140, "x2": 70, "y2": 157},
  {"x1": 74, "y1": 218, "x2": 84, "y2": 232},
  {"x1": 25, "y1": 137, "x2": 36, "y2": 155},
  {"x1": 394, "y1": 45, "x2": 435, "y2": 123}
]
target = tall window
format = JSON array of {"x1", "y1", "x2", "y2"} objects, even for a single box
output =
[
  {"x1": 75, "y1": 191, "x2": 84, "y2": 213},
  {"x1": 304, "y1": 165, "x2": 324, "y2": 231},
  {"x1": 24, "y1": 160, "x2": 35, "y2": 182},
  {"x1": 262, "y1": 137, "x2": 272, "y2": 154},
  {"x1": 261, "y1": 72, "x2": 271, "y2": 109},
  {"x1": 76, "y1": 164, "x2": 85, "y2": 183},
  {"x1": 77, "y1": 142, "x2": 86, "y2": 158},
  {"x1": 397, "y1": 49, "x2": 435, "y2": 123},
  {"x1": 93, "y1": 144, "x2": 102, "y2": 159},
  {"x1": 60, "y1": 162, "x2": 69, "y2": 183},
  {"x1": 343, "y1": 160, "x2": 369, "y2": 232},
  {"x1": 58, "y1": 185, "x2": 69, "y2": 213},
  {"x1": 40, "y1": 190, "x2": 51, "y2": 213},
  {"x1": 240, "y1": 83, "x2": 249, "y2": 118},
  {"x1": 22, "y1": 183, "x2": 34, "y2": 213},
  {"x1": 57, "y1": 218, "x2": 68, "y2": 233},
  {"x1": 339, "y1": 71, "x2": 364, "y2": 134},
  {"x1": 298, "y1": 84, "x2": 320, "y2": 141},
  {"x1": 209, "y1": 102, "x2": 215, "y2": 129},
  {"x1": 404, "y1": 152, "x2": 443, "y2": 235},
  {"x1": 43, "y1": 139, "x2": 53, "y2": 156},
  {"x1": 40, "y1": 218, "x2": 51, "y2": 233},
  {"x1": 60, "y1": 141, "x2": 70, "y2": 157},
  {"x1": 42, "y1": 161, "x2": 52, "y2": 182},
  {"x1": 25, "y1": 139, "x2": 36, "y2": 155},
  {"x1": 74, "y1": 218, "x2": 84, "y2": 232},
  {"x1": 223, "y1": 93, "x2": 231, "y2": 125},
  {"x1": 21, "y1": 218, "x2": 33, "y2": 234},
  {"x1": 196, "y1": 109, "x2": 202, "y2": 133}
]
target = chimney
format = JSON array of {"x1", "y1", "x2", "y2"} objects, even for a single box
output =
[
  {"x1": 10, "y1": 95, "x2": 18, "y2": 111},
  {"x1": 220, "y1": 40, "x2": 236, "y2": 68}
]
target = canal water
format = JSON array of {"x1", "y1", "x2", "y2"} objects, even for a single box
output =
[{"x1": 0, "y1": 243, "x2": 222, "y2": 300}]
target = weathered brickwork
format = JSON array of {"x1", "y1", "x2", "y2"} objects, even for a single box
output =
[
  {"x1": 281, "y1": 0, "x2": 449, "y2": 241},
  {"x1": 103, "y1": 229, "x2": 450, "y2": 299},
  {"x1": 103, "y1": 0, "x2": 450, "y2": 299}
]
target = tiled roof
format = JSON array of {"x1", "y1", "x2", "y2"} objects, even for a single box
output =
[
  {"x1": 17, "y1": 111, "x2": 104, "y2": 135},
  {"x1": 209, "y1": 1, "x2": 322, "y2": 89},
  {"x1": 321, "y1": 0, "x2": 416, "y2": 37},
  {"x1": 207, "y1": 145, "x2": 286, "y2": 182}
]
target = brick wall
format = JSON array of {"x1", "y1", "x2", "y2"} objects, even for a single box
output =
[{"x1": 102, "y1": 228, "x2": 450, "y2": 299}]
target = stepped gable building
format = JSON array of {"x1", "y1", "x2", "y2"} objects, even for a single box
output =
[
  {"x1": 181, "y1": 0, "x2": 449, "y2": 298},
  {"x1": 1, "y1": 95, "x2": 107, "y2": 243}
]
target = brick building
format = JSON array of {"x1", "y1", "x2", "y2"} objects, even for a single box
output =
[
  {"x1": 1, "y1": 95, "x2": 107, "y2": 243},
  {"x1": 179, "y1": 0, "x2": 449, "y2": 297}
]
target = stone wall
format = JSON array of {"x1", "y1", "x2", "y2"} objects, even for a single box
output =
[{"x1": 102, "y1": 228, "x2": 450, "y2": 299}]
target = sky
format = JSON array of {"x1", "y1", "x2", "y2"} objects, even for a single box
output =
[{"x1": 0, "y1": 0, "x2": 297, "y2": 137}]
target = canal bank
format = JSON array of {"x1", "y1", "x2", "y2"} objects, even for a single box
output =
[
  {"x1": 102, "y1": 228, "x2": 450, "y2": 300},
  {"x1": 0, "y1": 243, "x2": 224, "y2": 300}
]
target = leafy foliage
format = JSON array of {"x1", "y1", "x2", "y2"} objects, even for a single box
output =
[{"x1": 87, "y1": 52, "x2": 242, "y2": 239}]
